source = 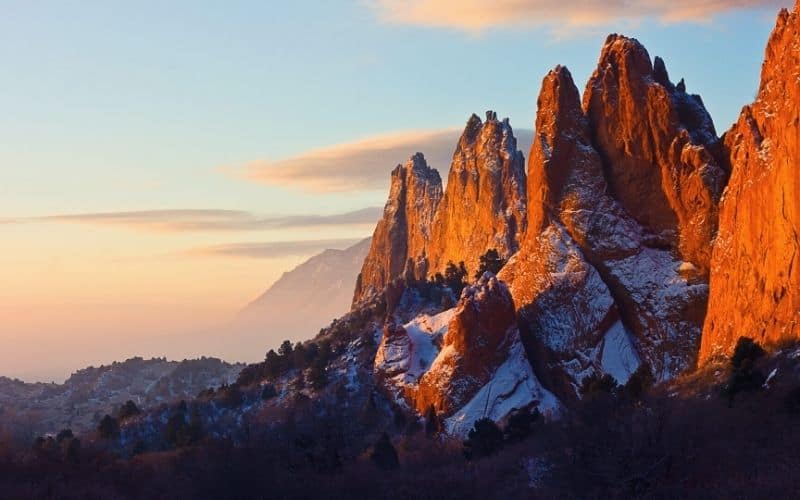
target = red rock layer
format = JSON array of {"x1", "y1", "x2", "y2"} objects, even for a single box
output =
[
  {"x1": 413, "y1": 274, "x2": 517, "y2": 415},
  {"x1": 700, "y1": 3, "x2": 800, "y2": 363},
  {"x1": 354, "y1": 112, "x2": 527, "y2": 305},
  {"x1": 353, "y1": 153, "x2": 442, "y2": 305},
  {"x1": 583, "y1": 35, "x2": 727, "y2": 276},
  {"x1": 429, "y1": 111, "x2": 527, "y2": 276},
  {"x1": 503, "y1": 40, "x2": 719, "y2": 389}
]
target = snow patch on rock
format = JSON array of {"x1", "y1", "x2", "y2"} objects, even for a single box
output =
[
  {"x1": 600, "y1": 320, "x2": 641, "y2": 383},
  {"x1": 445, "y1": 331, "x2": 558, "y2": 436}
]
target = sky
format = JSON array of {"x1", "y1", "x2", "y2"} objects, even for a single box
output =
[{"x1": 0, "y1": 0, "x2": 789, "y2": 381}]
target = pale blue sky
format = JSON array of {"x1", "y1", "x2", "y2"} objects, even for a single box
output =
[
  {"x1": 0, "y1": 1, "x2": 785, "y2": 216},
  {"x1": 0, "y1": 0, "x2": 790, "y2": 380}
]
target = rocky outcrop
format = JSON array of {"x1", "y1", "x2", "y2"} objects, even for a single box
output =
[
  {"x1": 372, "y1": 274, "x2": 556, "y2": 427},
  {"x1": 503, "y1": 44, "x2": 716, "y2": 394},
  {"x1": 361, "y1": 7, "x2": 800, "y2": 422},
  {"x1": 354, "y1": 112, "x2": 526, "y2": 304},
  {"x1": 353, "y1": 153, "x2": 442, "y2": 304},
  {"x1": 413, "y1": 274, "x2": 518, "y2": 414},
  {"x1": 429, "y1": 111, "x2": 527, "y2": 276},
  {"x1": 584, "y1": 35, "x2": 727, "y2": 276},
  {"x1": 501, "y1": 224, "x2": 625, "y2": 402},
  {"x1": 700, "y1": 3, "x2": 800, "y2": 363}
]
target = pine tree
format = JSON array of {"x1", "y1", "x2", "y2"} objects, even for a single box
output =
[
  {"x1": 474, "y1": 248, "x2": 506, "y2": 279},
  {"x1": 370, "y1": 432, "x2": 400, "y2": 470},
  {"x1": 463, "y1": 418, "x2": 504, "y2": 459},
  {"x1": 55, "y1": 429, "x2": 74, "y2": 444},
  {"x1": 186, "y1": 406, "x2": 204, "y2": 444},
  {"x1": 97, "y1": 415, "x2": 119, "y2": 439},
  {"x1": 504, "y1": 407, "x2": 541, "y2": 442},
  {"x1": 164, "y1": 412, "x2": 187, "y2": 447},
  {"x1": 424, "y1": 404, "x2": 441, "y2": 437},
  {"x1": 623, "y1": 364, "x2": 655, "y2": 401},
  {"x1": 444, "y1": 261, "x2": 467, "y2": 297},
  {"x1": 265, "y1": 349, "x2": 282, "y2": 378},
  {"x1": 261, "y1": 383, "x2": 278, "y2": 400},
  {"x1": 308, "y1": 359, "x2": 328, "y2": 390},
  {"x1": 118, "y1": 400, "x2": 141, "y2": 421},
  {"x1": 278, "y1": 340, "x2": 294, "y2": 370}
]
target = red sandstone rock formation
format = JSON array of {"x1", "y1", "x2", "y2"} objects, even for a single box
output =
[
  {"x1": 503, "y1": 42, "x2": 719, "y2": 390},
  {"x1": 429, "y1": 111, "x2": 527, "y2": 277},
  {"x1": 361, "y1": 5, "x2": 800, "y2": 417},
  {"x1": 584, "y1": 35, "x2": 727, "y2": 276},
  {"x1": 413, "y1": 274, "x2": 519, "y2": 415},
  {"x1": 353, "y1": 153, "x2": 442, "y2": 304},
  {"x1": 354, "y1": 112, "x2": 526, "y2": 304},
  {"x1": 700, "y1": 3, "x2": 800, "y2": 363}
]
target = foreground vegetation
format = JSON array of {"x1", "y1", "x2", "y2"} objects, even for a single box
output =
[{"x1": 0, "y1": 338, "x2": 799, "y2": 499}]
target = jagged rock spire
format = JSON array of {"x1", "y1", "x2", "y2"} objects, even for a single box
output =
[
  {"x1": 700, "y1": 2, "x2": 800, "y2": 363},
  {"x1": 428, "y1": 111, "x2": 527, "y2": 276},
  {"x1": 503, "y1": 39, "x2": 725, "y2": 390},
  {"x1": 353, "y1": 153, "x2": 442, "y2": 305},
  {"x1": 583, "y1": 34, "x2": 727, "y2": 276}
]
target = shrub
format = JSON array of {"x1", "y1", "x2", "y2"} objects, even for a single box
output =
[
  {"x1": 118, "y1": 400, "x2": 141, "y2": 421},
  {"x1": 369, "y1": 432, "x2": 400, "y2": 470},
  {"x1": 504, "y1": 407, "x2": 541, "y2": 442},
  {"x1": 474, "y1": 249, "x2": 506, "y2": 280},
  {"x1": 463, "y1": 418, "x2": 504, "y2": 459},
  {"x1": 261, "y1": 384, "x2": 278, "y2": 400},
  {"x1": 97, "y1": 415, "x2": 119, "y2": 439}
]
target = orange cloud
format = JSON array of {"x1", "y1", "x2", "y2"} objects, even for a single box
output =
[
  {"x1": 3, "y1": 208, "x2": 381, "y2": 233},
  {"x1": 369, "y1": 0, "x2": 787, "y2": 32},
  {"x1": 229, "y1": 127, "x2": 534, "y2": 192}
]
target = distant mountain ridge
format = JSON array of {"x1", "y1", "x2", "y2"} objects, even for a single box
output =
[
  {"x1": 0, "y1": 356, "x2": 242, "y2": 436},
  {"x1": 238, "y1": 238, "x2": 371, "y2": 341}
]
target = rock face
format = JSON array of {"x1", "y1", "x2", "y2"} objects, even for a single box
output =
[
  {"x1": 584, "y1": 35, "x2": 728, "y2": 276},
  {"x1": 354, "y1": 112, "x2": 526, "y2": 304},
  {"x1": 700, "y1": 3, "x2": 800, "y2": 363},
  {"x1": 502, "y1": 38, "x2": 720, "y2": 397},
  {"x1": 429, "y1": 111, "x2": 527, "y2": 276},
  {"x1": 353, "y1": 153, "x2": 442, "y2": 304},
  {"x1": 374, "y1": 274, "x2": 557, "y2": 432},
  {"x1": 414, "y1": 274, "x2": 518, "y2": 414}
]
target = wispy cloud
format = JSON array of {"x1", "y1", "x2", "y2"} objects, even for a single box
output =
[
  {"x1": 3, "y1": 208, "x2": 381, "y2": 233},
  {"x1": 181, "y1": 238, "x2": 363, "y2": 259},
  {"x1": 226, "y1": 126, "x2": 534, "y2": 193},
  {"x1": 368, "y1": 0, "x2": 787, "y2": 33}
]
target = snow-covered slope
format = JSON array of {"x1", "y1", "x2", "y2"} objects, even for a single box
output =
[
  {"x1": 446, "y1": 331, "x2": 559, "y2": 435},
  {"x1": 375, "y1": 275, "x2": 559, "y2": 435}
]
